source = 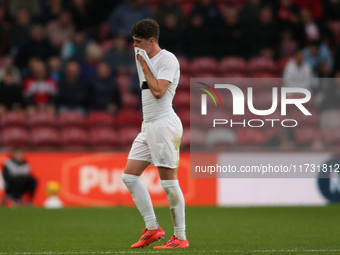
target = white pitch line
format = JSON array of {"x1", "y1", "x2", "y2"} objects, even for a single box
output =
[{"x1": 1, "y1": 250, "x2": 340, "y2": 254}]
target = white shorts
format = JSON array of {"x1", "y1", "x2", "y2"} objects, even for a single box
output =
[{"x1": 128, "y1": 114, "x2": 183, "y2": 169}]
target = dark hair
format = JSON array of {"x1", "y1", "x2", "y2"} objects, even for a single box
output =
[
  {"x1": 309, "y1": 39, "x2": 321, "y2": 48},
  {"x1": 131, "y1": 19, "x2": 160, "y2": 42}
]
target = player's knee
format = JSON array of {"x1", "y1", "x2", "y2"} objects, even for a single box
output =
[{"x1": 122, "y1": 173, "x2": 140, "y2": 184}]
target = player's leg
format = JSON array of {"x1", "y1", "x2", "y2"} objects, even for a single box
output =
[
  {"x1": 123, "y1": 159, "x2": 159, "y2": 230},
  {"x1": 146, "y1": 115, "x2": 188, "y2": 248},
  {"x1": 123, "y1": 132, "x2": 165, "y2": 248}
]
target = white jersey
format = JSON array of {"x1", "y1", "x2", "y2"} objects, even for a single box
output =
[{"x1": 142, "y1": 49, "x2": 180, "y2": 122}]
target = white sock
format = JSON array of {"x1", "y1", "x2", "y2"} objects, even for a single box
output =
[
  {"x1": 122, "y1": 173, "x2": 158, "y2": 230},
  {"x1": 161, "y1": 180, "x2": 186, "y2": 240}
]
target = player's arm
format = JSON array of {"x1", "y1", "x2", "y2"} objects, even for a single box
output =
[{"x1": 137, "y1": 54, "x2": 170, "y2": 99}]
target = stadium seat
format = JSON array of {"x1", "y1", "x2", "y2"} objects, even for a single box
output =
[
  {"x1": 218, "y1": 57, "x2": 247, "y2": 75},
  {"x1": 181, "y1": 127, "x2": 205, "y2": 149},
  {"x1": 251, "y1": 89, "x2": 281, "y2": 110},
  {"x1": 117, "y1": 126, "x2": 140, "y2": 147},
  {"x1": 116, "y1": 74, "x2": 132, "y2": 93},
  {"x1": 319, "y1": 110, "x2": 340, "y2": 133},
  {"x1": 1, "y1": 127, "x2": 30, "y2": 148},
  {"x1": 237, "y1": 128, "x2": 267, "y2": 146},
  {"x1": 59, "y1": 111, "x2": 86, "y2": 128},
  {"x1": 195, "y1": 72, "x2": 220, "y2": 78},
  {"x1": 277, "y1": 56, "x2": 291, "y2": 75},
  {"x1": 177, "y1": 73, "x2": 191, "y2": 91},
  {"x1": 293, "y1": 127, "x2": 322, "y2": 146},
  {"x1": 323, "y1": 128, "x2": 340, "y2": 146},
  {"x1": 177, "y1": 108, "x2": 201, "y2": 128},
  {"x1": 205, "y1": 128, "x2": 237, "y2": 148},
  {"x1": 0, "y1": 111, "x2": 27, "y2": 128},
  {"x1": 201, "y1": 108, "x2": 231, "y2": 130},
  {"x1": 28, "y1": 111, "x2": 57, "y2": 128},
  {"x1": 121, "y1": 92, "x2": 140, "y2": 109},
  {"x1": 252, "y1": 74, "x2": 281, "y2": 91},
  {"x1": 288, "y1": 109, "x2": 319, "y2": 127},
  {"x1": 31, "y1": 127, "x2": 60, "y2": 149},
  {"x1": 89, "y1": 127, "x2": 118, "y2": 149},
  {"x1": 173, "y1": 91, "x2": 190, "y2": 109},
  {"x1": 191, "y1": 57, "x2": 218, "y2": 76},
  {"x1": 87, "y1": 111, "x2": 116, "y2": 128},
  {"x1": 116, "y1": 108, "x2": 143, "y2": 128},
  {"x1": 61, "y1": 127, "x2": 89, "y2": 149},
  {"x1": 248, "y1": 57, "x2": 277, "y2": 75},
  {"x1": 177, "y1": 57, "x2": 190, "y2": 75}
]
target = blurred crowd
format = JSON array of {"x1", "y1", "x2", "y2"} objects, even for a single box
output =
[{"x1": 0, "y1": 0, "x2": 339, "y2": 150}]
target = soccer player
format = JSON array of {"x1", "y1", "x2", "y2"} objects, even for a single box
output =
[{"x1": 122, "y1": 19, "x2": 189, "y2": 249}]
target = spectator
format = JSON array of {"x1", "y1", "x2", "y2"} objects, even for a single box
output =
[
  {"x1": 48, "y1": 56, "x2": 62, "y2": 82},
  {"x1": 299, "y1": 8, "x2": 335, "y2": 44},
  {"x1": 41, "y1": 0, "x2": 64, "y2": 24},
  {"x1": 293, "y1": 0, "x2": 323, "y2": 20},
  {"x1": 158, "y1": 14, "x2": 183, "y2": 56},
  {"x1": 88, "y1": 62, "x2": 121, "y2": 114},
  {"x1": 184, "y1": 15, "x2": 213, "y2": 58},
  {"x1": 23, "y1": 61, "x2": 57, "y2": 109},
  {"x1": 322, "y1": 0, "x2": 340, "y2": 21},
  {"x1": 279, "y1": 30, "x2": 298, "y2": 57},
  {"x1": 9, "y1": 0, "x2": 40, "y2": 19},
  {"x1": 104, "y1": 34, "x2": 134, "y2": 75},
  {"x1": 81, "y1": 43, "x2": 103, "y2": 81},
  {"x1": 239, "y1": 0, "x2": 262, "y2": 27},
  {"x1": 154, "y1": 0, "x2": 186, "y2": 30},
  {"x1": 46, "y1": 12, "x2": 75, "y2": 49},
  {"x1": 190, "y1": 0, "x2": 222, "y2": 27},
  {"x1": 318, "y1": 62, "x2": 332, "y2": 78},
  {"x1": 214, "y1": 8, "x2": 245, "y2": 58},
  {"x1": 1, "y1": 148, "x2": 37, "y2": 206},
  {"x1": 61, "y1": 31, "x2": 88, "y2": 63},
  {"x1": 15, "y1": 25, "x2": 55, "y2": 69},
  {"x1": 0, "y1": 4, "x2": 10, "y2": 54},
  {"x1": 303, "y1": 39, "x2": 333, "y2": 73},
  {"x1": 0, "y1": 55, "x2": 22, "y2": 83},
  {"x1": 283, "y1": 48, "x2": 313, "y2": 89},
  {"x1": 0, "y1": 72, "x2": 24, "y2": 114},
  {"x1": 248, "y1": 7, "x2": 280, "y2": 58},
  {"x1": 274, "y1": 0, "x2": 300, "y2": 30},
  {"x1": 8, "y1": 9, "x2": 31, "y2": 51},
  {"x1": 267, "y1": 128, "x2": 297, "y2": 150},
  {"x1": 109, "y1": 0, "x2": 152, "y2": 39},
  {"x1": 67, "y1": 0, "x2": 93, "y2": 31},
  {"x1": 57, "y1": 61, "x2": 88, "y2": 114}
]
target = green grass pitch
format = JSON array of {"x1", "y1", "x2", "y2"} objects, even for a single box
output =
[{"x1": 0, "y1": 206, "x2": 339, "y2": 254}]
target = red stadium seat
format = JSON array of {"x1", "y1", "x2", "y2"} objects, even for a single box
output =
[
  {"x1": 251, "y1": 89, "x2": 281, "y2": 110},
  {"x1": 1, "y1": 111, "x2": 27, "y2": 128},
  {"x1": 323, "y1": 129, "x2": 340, "y2": 146},
  {"x1": 277, "y1": 57, "x2": 291, "y2": 75},
  {"x1": 87, "y1": 111, "x2": 116, "y2": 128},
  {"x1": 218, "y1": 57, "x2": 247, "y2": 75},
  {"x1": 2, "y1": 127, "x2": 30, "y2": 148},
  {"x1": 191, "y1": 57, "x2": 218, "y2": 76},
  {"x1": 288, "y1": 110, "x2": 319, "y2": 127},
  {"x1": 252, "y1": 73, "x2": 281, "y2": 91},
  {"x1": 177, "y1": 57, "x2": 190, "y2": 75},
  {"x1": 293, "y1": 127, "x2": 322, "y2": 146},
  {"x1": 59, "y1": 111, "x2": 86, "y2": 128},
  {"x1": 206, "y1": 128, "x2": 237, "y2": 148},
  {"x1": 28, "y1": 111, "x2": 57, "y2": 128},
  {"x1": 116, "y1": 108, "x2": 143, "y2": 128},
  {"x1": 248, "y1": 57, "x2": 277, "y2": 75},
  {"x1": 118, "y1": 126, "x2": 140, "y2": 147},
  {"x1": 181, "y1": 127, "x2": 205, "y2": 149},
  {"x1": 89, "y1": 127, "x2": 118, "y2": 149},
  {"x1": 177, "y1": 73, "x2": 191, "y2": 91},
  {"x1": 177, "y1": 108, "x2": 201, "y2": 128},
  {"x1": 31, "y1": 127, "x2": 60, "y2": 148},
  {"x1": 237, "y1": 128, "x2": 267, "y2": 146},
  {"x1": 173, "y1": 91, "x2": 190, "y2": 109},
  {"x1": 121, "y1": 92, "x2": 140, "y2": 109},
  {"x1": 116, "y1": 74, "x2": 132, "y2": 93},
  {"x1": 195, "y1": 72, "x2": 220, "y2": 78},
  {"x1": 201, "y1": 108, "x2": 232, "y2": 130},
  {"x1": 61, "y1": 127, "x2": 89, "y2": 149}
]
